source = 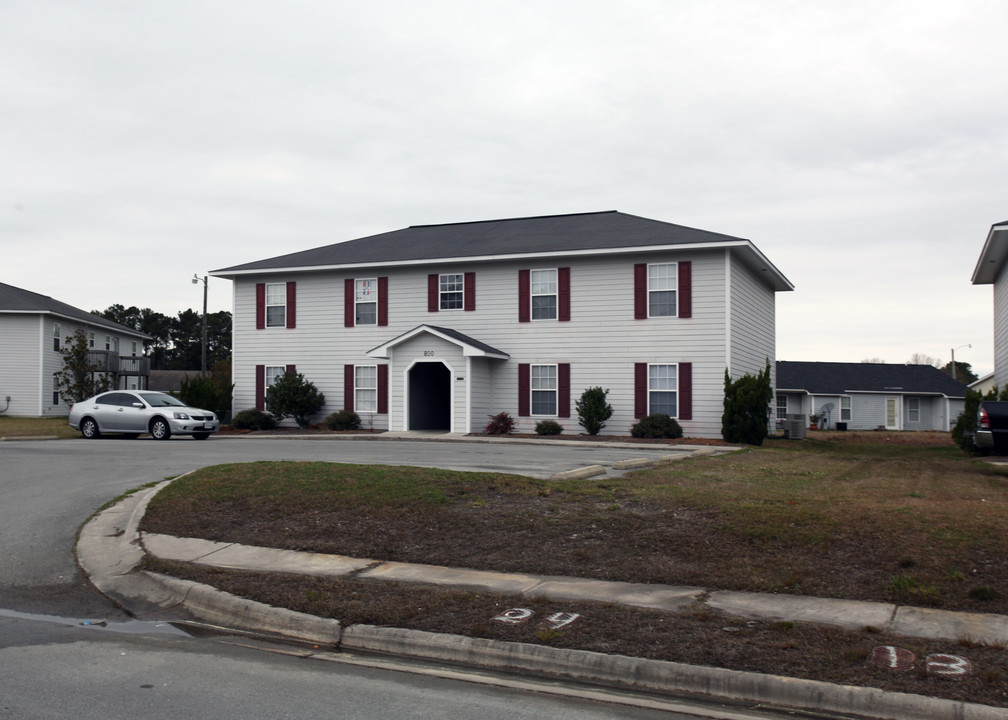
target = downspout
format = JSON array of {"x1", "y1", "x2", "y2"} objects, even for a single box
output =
[{"x1": 724, "y1": 248, "x2": 732, "y2": 376}]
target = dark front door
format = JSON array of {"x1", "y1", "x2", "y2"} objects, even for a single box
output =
[{"x1": 408, "y1": 362, "x2": 451, "y2": 431}]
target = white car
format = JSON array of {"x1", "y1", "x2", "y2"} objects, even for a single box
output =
[{"x1": 68, "y1": 391, "x2": 220, "y2": 440}]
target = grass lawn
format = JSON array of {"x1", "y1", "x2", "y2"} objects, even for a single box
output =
[{"x1": 0, "y1": 415, "x2": 77, "y2": 439}]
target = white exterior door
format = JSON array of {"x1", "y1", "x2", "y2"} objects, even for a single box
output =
[{"x1": 885, "y1": 396, "x2": 901, "y2": 430}]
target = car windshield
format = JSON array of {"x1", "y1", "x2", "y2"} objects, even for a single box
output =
[{"x1": 138, "y1": 393, "x2": 187, "y2": 408}]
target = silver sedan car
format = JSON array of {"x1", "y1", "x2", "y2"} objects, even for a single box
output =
[{"x1": 68, "y1": 390, "x2": 220, "y2": 440}]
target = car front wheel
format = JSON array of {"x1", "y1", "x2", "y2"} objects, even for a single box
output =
[
  {"x1": 80, "y1": 418, "x2": 100, "y2": 439},
  {"x1": 150, "y1": 418, "x2": 171, "y2": 441}
]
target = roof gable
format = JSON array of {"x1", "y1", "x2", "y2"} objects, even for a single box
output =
[
  {"x1": 212, "y1": 211, "x2": 793, "y2": 291},
  {"x1": 367, "y1": 325, "x2": 509, "y2": 360},
  {"x1": 776, "y1": 361, "x2": 967, "y2": 397},
  {"x1": 0, "y1": 282, "x2": 148, "y2": 338}
]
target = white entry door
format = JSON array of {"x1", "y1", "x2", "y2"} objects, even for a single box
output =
[{"x1": 885, "y1": 396, "x2": 901, "y2": 430}]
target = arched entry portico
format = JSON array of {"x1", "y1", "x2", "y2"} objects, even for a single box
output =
[{"x1": 407, "y1": 361, "x2": 452, "y2": 431}]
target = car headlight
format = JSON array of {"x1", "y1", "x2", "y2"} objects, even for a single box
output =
[{"x1": 172, "y1": 412, "x2": 191, "y2": 420}]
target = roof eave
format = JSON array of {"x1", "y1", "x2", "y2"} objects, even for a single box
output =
[{"x1": 971, "y1": 222, "x2": 1008, "y2": 284}]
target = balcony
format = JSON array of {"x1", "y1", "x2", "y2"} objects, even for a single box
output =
[{"x1": 87, "y1": 350, "x2": 151, "y2": 377}]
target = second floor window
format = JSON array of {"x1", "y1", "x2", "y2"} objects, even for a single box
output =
[
  {"x1": 355, "y1": 279, "x2": 378, "y2": 325},
  {"x1": 53, "y1": 324, "x2": 61, "y2": 351},
  {"x1": 440, "y1": 274, "x2": 464, "y2": 310},
  {"x1": 531, "y1": 269, "x2": 557, "y2": 320},
  {"x1": 648, "y1": 263, "x2": 677, "y2": 317},
  {"x1": 89, "y1": 332, "x2": 95, "y2": 349},
  {"x1": 265, "y1": 283, "x2": 286, "y2": 327}
]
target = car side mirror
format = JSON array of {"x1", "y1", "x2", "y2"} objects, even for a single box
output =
[{"x1": 133, "y1": 402, "x2": 145, "y2": 408}]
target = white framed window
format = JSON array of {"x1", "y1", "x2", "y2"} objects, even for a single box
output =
[
  {"x1": 355, "y1": 365, "x2": 377, "y2": 412},
  {"x1": 52, "y1": 375, "x2": 60, "y2": 405},
  {"x1": 531, "y1": 364, "x2": 558, "y2": 416},
  {"x1": 439, "y1": 273, "x2": 464, "y2": 310},
  {"x1": 355, "y1": 278, "x2": 378, "y2": 326},
  {"x1": 113, "y1": 337, "x2": 119, "y2": 354},
  {"x1": 840, "y1": 396, "x2": 851, "y2": 422},
  {"x1": 531, "y1": 269, "x2": 557, "y2": 320},
  {"x1": 265, "y1": 283, "x2": 287, "y2": 327},
  {"x1": 908, "y1": 397, "x2": 920, "y2": 423},
  {"x1": 105, "y1": 335, "x2": 111, "y2": 351},
  {"x1": 648, "y1": 364, "x2": 678, "y2": 417},
  {"x1": 648, "y1": 263, "x2": 678, "y2": 317},
  {"x1": 776, "y1": 395, "x2": 788, "y2": 419},
  {"x1": 265, "y1": 366, "x2": 286, "y2": 392},
  {"x1": 89, "y1": 332, "x2": 95, "y2": 349},
  {"x1": 131, "y1": 341, "x2": 137, "y2": 357},
  {"x1": 53, "y1": 324, "x2": 61, "y2": 351}
]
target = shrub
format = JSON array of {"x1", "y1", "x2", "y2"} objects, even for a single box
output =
[
  {"x1": 265, "y1": 371, "x2": 326, "y2": 428},
  {"x1": 324, "y1": 409, "x2": 361, "y2": 431},
  {"x1": 535, "y1": 419, "x2": 563, "y2": 436},
  {"x1": 631, "y1": 414, "x2": 683, "y2": 439},
  {"x1": 722, "y1": 359, "x2": 774, "y2": 445},
  {"x1": 178, "y1": 372, "x2": 234, "y2": 422},
  {"x1": 576, "y1": 386, "x2": 613, "y2": 435},
  {"x1": 231, "y1": 409, "x2": 277, "y2": 431},
  {"x1": 485, "y1": 411, "x2": 515, "y2": 435}
]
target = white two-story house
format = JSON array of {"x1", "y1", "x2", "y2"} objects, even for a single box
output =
[{"x1": 211, "y1": 211, "x2": 793, "y2": 438}]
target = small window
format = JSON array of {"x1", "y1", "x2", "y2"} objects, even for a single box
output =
[
  {"x1": 265, "y1": 283, "x2": 286, "y2": 327},
  {"x1": 776, "y1": 395, "x2": 788, "y2": 419},
  {"x1": 88, "y1": 332, "x2": 95, "y2": 348},
  {"x1": 531, "y1": 269, "x2": 557, "y2": 320},
  {"x1": 105, "y1": 336, "x2": 111, "y2": 351},
  {"x1": 840, "y1": 396, "x2": 851, "y2": 422},
  {"x1": 53, "y1": 324, "x2": 61, "y2": 351},
  {"x1": 355, "y1": 279, "x2": 378, "y2": 326},
  {"x1": 131, "y1": 341, "x2": 137, "y2": 357},
  {"x1": 264, "y1": 366, "x2": 286, "y2": 394},
  {"x1": 908, "y1": 397, "x2": 920, "y2": 423},
  {"x1": 648, "y1": 263, "x2": 677, "y2": 317},
  {"x1": 113, "y1": 337, "x2": 119, "y2": 354},
  {"x1": 52, "y1": 375, "x2": 60, "y2": 405},
  {"x1": 355, "y1": 366, "x2": 377, "y2": 412},
  {"x1": 648, "y1": 364, "x2": 678, "y2": 417},
  {"x1": 531, "y1": 364, "x2": 557, "y2": 415},
  {"x1": 439, "y1": 274, "x2": 464, "y2": 310}
]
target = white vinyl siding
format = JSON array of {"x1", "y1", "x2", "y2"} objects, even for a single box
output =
[{"x1": 227, "y1": 248, "x2": 756, "y2": 437}]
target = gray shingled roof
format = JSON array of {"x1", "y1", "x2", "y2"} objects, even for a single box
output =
[
  {"x1": 212, "y1": 211, "x2": 793, "y2": 291},
  {"x1": 0, "y1": 282, "x2": 148, "y2": 338},
  {"x1": 776, "y1": 361, "x2": 967, "y2": 397}
]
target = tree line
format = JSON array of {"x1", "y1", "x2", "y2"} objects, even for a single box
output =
[{"x1": 93, "y1": 304, "x2": 232, "y2": 370}]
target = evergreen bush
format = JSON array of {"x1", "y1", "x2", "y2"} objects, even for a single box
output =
[
  {"x1": 265, "y1": 371, "x2": 326, "y2": 428},
  {"x1": 231, "y1": 409, "x2": 277, "y2": 430},
  {"x1": 576, "y1": 386, "x2": 613, "y2": 435},
  {"x1": 535, "y1": 419, "x2": 563, "y2": 436},
  {"x1": 721, "y1": 359, "x2": 774, "y2": 445},
  {"x1": 324, "y1": 409, "x2": 362, "y2": 431},
  {"x1": 631, "y1": 414, "x2": 683, "y2": 439}
]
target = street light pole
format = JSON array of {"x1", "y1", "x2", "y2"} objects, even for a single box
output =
[
  {"x1": 951, "y1": 343, "x2": 971, "y2": 383},
  {"x1": 192, "y1": 274, "x2": 208, "y2": 375}
]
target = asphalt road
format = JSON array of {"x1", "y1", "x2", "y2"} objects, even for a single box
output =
[{"x1": 0, "y1": 435, "x2": 796, "y2": 719}]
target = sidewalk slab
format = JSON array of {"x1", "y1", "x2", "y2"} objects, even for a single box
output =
[
  {"x1": 359, "y1": 561, "x2": 542, "y2": 594},
  {"x1": 528, "y1": 578, "x2": 702, "y2": 611},
  {"x1": 142, "y1": 533, "x2": 372, "y2": 576},
  {"x1": 892, "y1": 606, "x2": 1008, "y2": 644},
  {"x1": 707, "y1": 590, "x2": 895, "y2": 630}
]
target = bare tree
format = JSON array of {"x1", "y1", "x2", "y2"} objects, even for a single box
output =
[{"x1": 908, "y1": 353, "x2": 940, "y2": 367}]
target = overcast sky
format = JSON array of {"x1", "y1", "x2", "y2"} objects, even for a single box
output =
[{"x1": 4, "y1": 1, "x2": 1006, "y2": 375}]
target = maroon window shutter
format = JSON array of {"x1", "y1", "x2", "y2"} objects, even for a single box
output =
[
  {"x1": 428, "y1": 274, "x2": 439, "y2": 312},
  {"x1": 377, "y1": 365, "x2": 389, "y2": 414},
  {"x1": 464, "y1": 272, "x2": 476, "y2": 311},
  {"x1": 518, "y1": 363, "x2": 530, "y2": 416},
  {"x1": 558, "y1": 267, "x2": 570, "y2": 321},
  {"x1": 678, "y1": 261, "x2": 691, "y2": 319},
  {"x1": 634, "y1": 264, "x2": 647, "y2": 319},
  {"x1": 286, "y1": 364, "x2": 296, "y2": 376},
  {"x1": 286, "y1": 282, "x2": 296, "y2": 328},
  {"x1": 518, "y1": 269, "x2": 530, "y2": 322},
  {"x1": 344, "y1": 364, "x2": 354, "y2": 410},
  {"x1": 378, "y1": 276, "x2": 388, "y2": 326},
  {"x1": 634, "y1": 362, "x2": 647, "y2": 418},
  {"x1": 256, "y1": 284, "x2": 266, "y2": 329},
  {"x1": 679, "y1": 362, "x2": 692, "y2": 420},
  {"x1": 558, "y1": 363, "x2": 570, "y2": 418},
  {"x1": 344, "y1": 279, "x2": 354, "y2": 327},
  {"x1": 255, "y1": 365, "x2": 265, "y2": 411}
]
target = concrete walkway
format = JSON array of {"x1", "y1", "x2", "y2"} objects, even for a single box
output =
[{"x1": 77, "y1": 479, "x2": 1008, "y2": 720}]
